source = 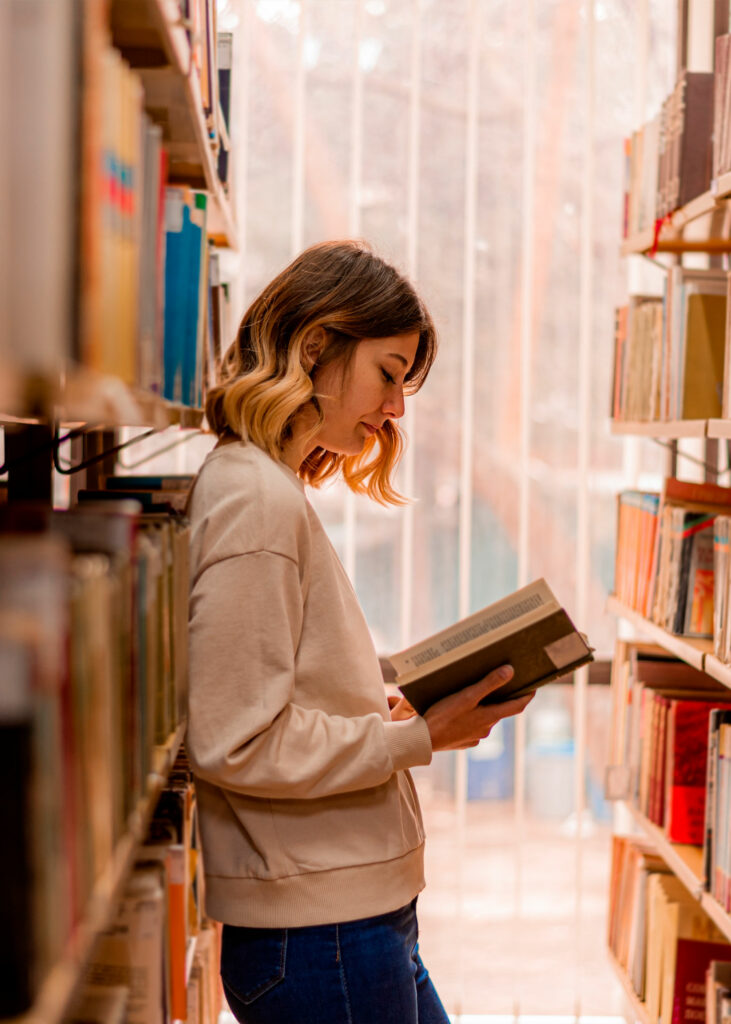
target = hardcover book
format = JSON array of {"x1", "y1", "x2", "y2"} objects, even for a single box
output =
[{"x1": 389, "y1": 578, "x2": 593, "y2": 716}]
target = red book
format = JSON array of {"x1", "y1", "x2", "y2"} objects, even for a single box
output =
[
  {"x1": 666, "y1": 699, "x2": 731, "y2": 845},
  {"x1": 671, "y1": 938, "x2": 731, "y2": 1023}
]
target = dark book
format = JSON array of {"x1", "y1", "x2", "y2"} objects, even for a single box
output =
[
  {"x1": 390, "y1": 578, "x2": 593, "y2": 716},
  {"x1": 670, "y1": 71, "x2": 714, "y2": 211},
  {"x1": 0, "y1": 629, "x2": 36, "y2": 1016},
  {"x1": 217, "y1": 32, "x2": 233, "y2": 185}
]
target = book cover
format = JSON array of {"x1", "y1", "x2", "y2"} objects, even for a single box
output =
[
  {"x1": 666, "y1": 700, "x2": 731, "y2": 845},
  {"x1": 682, "y1": 291, "x2": 726, "y2": 420},
  {"x1": 391, "y1": 578, "x2": 592, "y2": 715},
  {"x1": 675, "y1": 514, "x2": 716, "y2": 637}
]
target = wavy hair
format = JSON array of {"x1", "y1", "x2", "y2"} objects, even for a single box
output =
[{"x1": 206, "y1": 240, "x2": 437, "y2": 505}]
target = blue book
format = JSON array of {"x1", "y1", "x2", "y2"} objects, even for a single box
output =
[{"x1": 163, "y1": 189, "x2": 207, "y2": 406}]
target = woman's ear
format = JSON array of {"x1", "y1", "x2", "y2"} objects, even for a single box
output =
[{"x1": 302, "y1": 327, "x2": 326, "y2": 373}]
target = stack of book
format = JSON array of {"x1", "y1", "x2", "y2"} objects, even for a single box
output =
[
  {"x1": 609, "y1": 834, "x2": 731, "y2": 1021},
  {"x1": 0, "y1": 498, "x2": 190, "y2": 1018},
  {"x1": 614, "y1": 478, "x2": 731, "y2": 642},
  {"x1": 611, "y1": 270, "x2": 727, "y2": 424}
]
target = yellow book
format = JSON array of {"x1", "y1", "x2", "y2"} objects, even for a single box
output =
[{"x1": 682, "y1": 291, "x2": 726, "y2": 419}]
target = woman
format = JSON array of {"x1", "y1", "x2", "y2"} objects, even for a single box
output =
[{"x1": 186, "y1": 240, "x2": 533, "y2": 1024}]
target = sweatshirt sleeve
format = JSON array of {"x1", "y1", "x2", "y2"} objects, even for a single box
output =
[{"x1": 187, "y1": 550, "x2": 432, "y2": 799}]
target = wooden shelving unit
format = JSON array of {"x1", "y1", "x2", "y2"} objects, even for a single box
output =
[{"x1": 20, "y1": 720, "x2": 187, "y2": 1024}]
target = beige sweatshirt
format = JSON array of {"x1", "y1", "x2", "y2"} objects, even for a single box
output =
[{"x1": 186, "y1": 441, "x2": 433, "y2": 927}]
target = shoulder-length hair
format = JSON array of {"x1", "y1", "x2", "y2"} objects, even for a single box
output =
[{"x1": 206, "y1": 240, "x2": 437, "y2": 505}]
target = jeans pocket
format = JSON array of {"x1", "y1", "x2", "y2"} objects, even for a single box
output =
[{"x1": 220, "y1": 924, "x2": 287, "y2": 1006}]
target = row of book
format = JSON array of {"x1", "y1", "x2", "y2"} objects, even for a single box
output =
[
  {"x1": 0, "y1": 495, "x2": 191, "y2": 1017},
  {"x1": 611, "y1": 269, "x2": 727, "y2": 423},
  {"x1": 613, "y1": 477, "x2": 731, "y2": 644},
  {"x1": 623, "y1": 69, "x2": 714, "y2": 239},
  {"x1": 607, "y1": 644, "x2": 728, "y2": 841},
  {"x1": 79, "y1": 19, "x2": 232, "y2": 402},
  {"x1": 609, "y1": 833, "x2": 731, "y2": 1024},
  {"x1": 68, "y1": 752, "x2": 222, "y2": 1024},
  {"x1": 6, "y1": 0, "x2": 233, "y2": 398},
  {"x1": 607, "y1": 642, "x2": 731, "y2": 914},
  {"x1": 179, "y1": 0, "x2": 233, "y2": 186}
]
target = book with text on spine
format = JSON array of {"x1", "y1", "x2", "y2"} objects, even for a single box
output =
[{"x1": 389, "y1": 578, "x2": 593, "y2": 716}]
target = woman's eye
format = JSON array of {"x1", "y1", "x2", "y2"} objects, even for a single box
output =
[{"x1": 381, "y1": 368, "x2": 395, "y2": 385}]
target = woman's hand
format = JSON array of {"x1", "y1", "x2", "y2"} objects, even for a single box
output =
[
  {"x1": 387, "y1": 693, "x2": 418, "y2": 721},
  {"x1": 423, "y1": 664, "x2": 534, "y2": 751}
]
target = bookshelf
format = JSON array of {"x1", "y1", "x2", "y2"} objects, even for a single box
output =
[
  {"x1": 19, "y1": 721, "x2": 186, "y2": 1024},
  {"x1": 608, "y1": 7, "x2": 731, "y2": 1019},
  {"x1": 110, "y1": 0, "x2": 237, "y2": 248},
  {"x1": 2, "y1": 2, "x2": 233, "y2": 1021}
]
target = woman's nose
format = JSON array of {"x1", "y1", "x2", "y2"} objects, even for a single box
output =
[{"x1": 382, "y1": 386, "x2": 405, "y2": 419}]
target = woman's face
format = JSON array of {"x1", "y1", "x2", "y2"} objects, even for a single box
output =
[{"x1": 312, "y1": 332, "x2": 420, "y2": 456}]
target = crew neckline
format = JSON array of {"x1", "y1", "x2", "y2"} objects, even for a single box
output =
[{"x1": 205, "y1": 439, "x2": 305, "y2": 491}]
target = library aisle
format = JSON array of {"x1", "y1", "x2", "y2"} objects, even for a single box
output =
[{"x1": 12, "y1": 1, "x2": 731, "y2": 1023}]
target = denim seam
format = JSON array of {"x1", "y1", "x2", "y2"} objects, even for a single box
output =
[{"x1": 335, "y1": 925, "x2": 353, "y2": 1024}]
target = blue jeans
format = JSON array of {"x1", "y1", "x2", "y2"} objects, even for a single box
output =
[{"x1": 220, "y1": 898, "x2": 449, "y2": 1024}]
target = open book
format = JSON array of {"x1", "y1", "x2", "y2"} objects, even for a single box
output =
[{"x1": 388, "y1": 578, "x2": 593, "y2": 715}]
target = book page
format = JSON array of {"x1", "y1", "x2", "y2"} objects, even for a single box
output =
[{"x1": 389, "y1": 578, "x2": 559, "y2": 681}]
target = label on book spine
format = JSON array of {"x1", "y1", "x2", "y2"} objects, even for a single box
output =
[{"x1": 545, "y1": 632, "x2": 588, "y2": 669}]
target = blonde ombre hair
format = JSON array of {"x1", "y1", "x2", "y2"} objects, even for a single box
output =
[{"x1": 206, "y1": 240, "x2": 437, "y2": 505}]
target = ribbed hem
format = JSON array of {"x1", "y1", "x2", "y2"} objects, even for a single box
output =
[
  {"x1": 384, "y1": 715, "x2": 433, "y2": 773},
  {"x1": 204, "y1": 842, "x2": 426, "y2": 927}
]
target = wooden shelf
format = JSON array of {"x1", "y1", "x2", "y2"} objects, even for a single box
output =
[
  {"x1": 708, "y1": 419, "x2": 731, "y2": 440},
  {"x1": 619, "y1": 802, "x2": 731, "y2": 945},
  {"x1": 606, "y1": 596, "x2": 712, "y2": 672},
  {"x1": 622, "y1": 802, "x2": 704, "y2": 898},
  {"x1": 621, "y1": 226, "x2": 655, "y2": 257},
  {"x1": 110, "y1": 0, "x2": 237, "y2": 249},
  {"x1": 621, "y1": 189, "x2": 731, "y2": 255},
  {"x1": 716, "y1": 171, "x2": 731, "y2": 199},
  {"x1": 609, "y1": 418, "x2": 708, "y2": 439},
  {"x1": 0, "y1": 368, "x2": 205, "y2": 431},
  {"x1": 607, "y1": 948, "x2": 651, "y2": 1024},
  {"x1": 19, "y1": 720, "x2": 187, "y2": 1024},
  {"x1": 703, "y1": 655, "x2": 731, "y2": 689}
]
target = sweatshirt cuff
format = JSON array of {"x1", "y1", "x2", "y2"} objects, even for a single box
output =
[{"x1": 384, "y1": 715, "x2": 433, "y2": 772}]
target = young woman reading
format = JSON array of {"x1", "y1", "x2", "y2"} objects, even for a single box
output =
[{"x1": 186, "y1": 240, "x2": 533, "y2": 1024}]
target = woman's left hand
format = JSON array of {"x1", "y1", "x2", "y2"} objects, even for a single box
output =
[{"x1": 387, "y1": 694, "x2": 418, "y2": 721}]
